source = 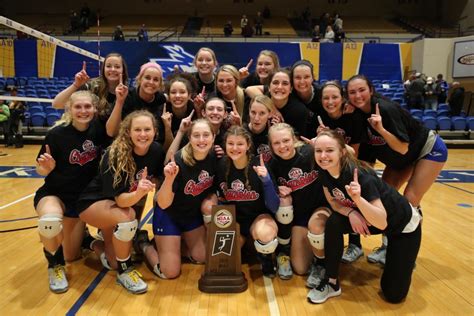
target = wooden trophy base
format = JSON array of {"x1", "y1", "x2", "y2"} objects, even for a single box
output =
[{"x1": 198, "y1": 273, "x2": 248, "y2": 293}]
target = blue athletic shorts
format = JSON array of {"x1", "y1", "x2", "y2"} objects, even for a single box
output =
[
  {"x1": 422, "y1": 135, "x2": 448, "y2": 163},
  {"x1": 152, "y1": 206, "x2": 203, "y2": 236}
]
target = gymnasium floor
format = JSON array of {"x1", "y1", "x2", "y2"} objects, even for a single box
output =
[{"x1": 0, "y1": 145, "x2": 473, "y2": 315}]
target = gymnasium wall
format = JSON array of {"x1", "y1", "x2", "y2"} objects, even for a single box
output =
[{"x1": 1, "y1": 40, "x2": 411, "y2": 81}]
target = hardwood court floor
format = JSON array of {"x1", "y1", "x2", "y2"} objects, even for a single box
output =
[{"x1": 0, "y1": 145, "x2": 473, "y2": 315}]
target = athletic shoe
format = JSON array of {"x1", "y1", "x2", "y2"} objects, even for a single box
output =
[
  {"x1": 257, "y1": 253, "x2": 276, "y2": 278},
  {"x1": 341, "y1": 243, "x2": 364, "y2": 264},
  {"x1": 307, "y1": 279, "x2": 341, "y2": 304},
  {"x1": 99, "y1": 252, "x2": 112, "y2": 270},
  {"x1": 116, "y1": 269, "x2": 148, "y2": 294},
  {"x1": 277, "y1": 252, "x2": 293, "y2": 280},
  {"x1": 48, "y1": 265, "x2": 68, "y2": 293},
  {"x1": 306, "y1": 263, "x2": 325, "y2": 288},
  {"x1": 367, "y1": 245, "x2": 386, "y2": 265}
]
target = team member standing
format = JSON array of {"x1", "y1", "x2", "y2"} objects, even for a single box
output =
[
  {"x1": 217, "y1": 126, "x2": 280, "y2": 277},
  {"x1": 52, "y1": 53, "x2": 129, "y2": 125},
  {"x1": 345, "y1": 75, "x2": 447, "y2": 264},
  {"x1": 34, "y1": 91, "x2": 108, "y2": 293},
  {"x1": 77, "y1": 110, "x2": 164, "y2": 294},
  {"x1": 240, "y1": 50, "x2": 280, "y2": 88},
  {"x1": 307, "y1": 130, "x2": 421, "y2": 304},
  {"x1": 143, "y1": 119, "x2": 217, "y2": 279}
]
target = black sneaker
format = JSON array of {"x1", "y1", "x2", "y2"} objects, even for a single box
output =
[
  {"x1": 307, "y1": 278, "x2": 341, "y2": 304},
  {"x1": 257, "y1": 253, "x2": 276, "y2": 278}
]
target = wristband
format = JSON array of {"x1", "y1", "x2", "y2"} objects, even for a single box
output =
[{"x1": 347, "y1": 209, "x2": 355, "y2": 217}]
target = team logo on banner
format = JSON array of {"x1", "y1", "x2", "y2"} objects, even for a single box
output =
[
  {"x1": 149, "y1": 44, "x2": 196, "y2": 76},
  {"x1": 214, "y1": 209, "x2": 233, "y2": 228},
  {"x1": 212, "y1": 231, "x2": 235, "y2": 256}
]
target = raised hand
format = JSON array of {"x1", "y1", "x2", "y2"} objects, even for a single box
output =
[
  {"x1": 37, "y1": 144, "x2": 56, "y2": 173},
  {"x1": 161, "y1": 102, "x2": 172, "y2": 129},
  {"x1": 239, "y1": 59, "x2": 253, "y2": 79},
  {"x1": 214, "y1": 145, "x2": 225, "y2": 158},
  {"x1": 316, "y1": 115, "x2": 329, "y2": 135},
  {"x1": 178, "y1": 109, "x2": 194, "y2": 133},
  {"x1": 73, "y1": 61, "x2": 90, "y2": 88},
  {"x1": 192, "y1": 86, "x2": 206, "y2": 114},
  {"x1": 300, "y1": 135, "x2": 316, "y2": 146},
  {"x1": 342, "y1": 101, "x2": 355, "y2": 114},
  {"x1": 164, "y1": 153, "x2": 179, "y2": 178},
  {"x1": 269, "y1": 109, "x2": 284, "y2": 125},
  {"x1": 367, "y1": 103, "x2": 383, "y2": 132},
  {"x1": 229, "y1": 100, "x2": 242, "y2": 126},
  {"x1": 136, "y1": 166, "x2": 156, "y2": 195},
  {"x1": 253, "y1": 154, "x2": 268, "y2": 178},
  {"x1": 115, "y1": 74, "x2": 128, "y2": 103},
  {"x1": 345, "y1": 168, "x2": 361, "y2": 202}
]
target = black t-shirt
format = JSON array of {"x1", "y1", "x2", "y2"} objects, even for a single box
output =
[
  {"x1": 164, "y1": 149, "x2": 217, "y2": 225},
  {"x1": 36, "y1": 119, "x2": 107, "y2": 201},
  {"x1": 267, "y1": 144, "x2": 324, "y2": 218},
  {"x1": 78, "y1": 142, "x2": 164, "y2": 207},
  {"x1": 244, "y1": 124, "x2": 271, "y2": 163},
  {"x1": 320, "y1": 110, "x2": 368, "y2": 145},
  {"x1": 319, "y1": 165, "x2": 412, "y2": 235},
  {"x1": 216, "y1": 156, "x2": 273, "y2": 222},
  {"x1": 158, "y1": 101, "x2": 196, "y2": 147},
  {"x1": 278, "y1": 94, "x2": 313, "y2": 138},
  {"x1": 192, "y1": 72, "x2": 215, "y2": 96},
  {"x1": 361, "y1": 97, "x2": 429, "y2": 169},
  {"x1": 241, "y1": 72, "x2": 262, "y2": 89}
]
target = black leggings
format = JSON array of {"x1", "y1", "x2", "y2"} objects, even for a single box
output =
[{"x1": 325, "y1": 212, "x2": 421, "y2": 303}]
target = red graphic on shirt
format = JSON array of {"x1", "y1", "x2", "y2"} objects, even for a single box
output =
[
  {"x1": 69, "y1": 140, "x2": 98, "y2": 166},
  {"x1": 184, "y1": 170, "x2": 214, "y2": 197},
  {"x1": 257, "y1": 144, "x2": 272, "y2": 163},
  {"x1": 334, "y1": 127, "x2": 351, "y2": 145},
  {"x1": 278, "y1": 168, "x2": 318, "y2": 192},
  {"x1": 331, "y1": 187, "x2": 356, "y2": 208},
  {"x1": 367, "y1": 128, "x2": 386, "y2": 146},
  {"x1": 220, "y1": 180, "x2": 259, "y2": 201},
  {"x1": 129, "y1": 168, "x2": 152, "y2": 192}
]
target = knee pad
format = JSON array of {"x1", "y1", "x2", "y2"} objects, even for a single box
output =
[
  {"x1": 153, "y1": 263, "x2": 168, "y2": 279},
  {"x1": 203, "y1": 214, "x2": 212, "y2": 224},
  {"x1": 38, "y1": 214, "x2": 63, "y2": 239},
  {"x1": 277, "y1": 236, "x2": 291, "y2": 246},
  {"x1": 307, "y1": 231, "x2": 324, "y2": 251},
  {"x1": 254, "y1": 238, "x2": 278, "y2": 254},
  {"x1": 113, "y1": 219, "x2": 138, "y2": 242},
  {"x1": 275, "y1": 205, "x2": 294, "y2": 224}
]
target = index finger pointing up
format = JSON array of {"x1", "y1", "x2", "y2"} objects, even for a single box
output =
[
  {"x1": 188, "y1": 109, "x2": 195, "y2": 119},
  {"x1": 353, "y1": 168, "x2": 358, "y2": 183},
  {"x1": 141, "y1": 166, "x2": 148, "y2": 180},
  {"x1": 201, "y1": 86, "x2": 206, "y2": 96},
  {"x1": 317, "y1": 115, "x2": 325, "y2": 127},
  {"x1": 119, "y1": 73, "x2": 123, "y2": 85},
  {"x1": 260, "y1": 154, "x2": 264, "y2": 166},
  {"x1": 246, "y1": 59, "x2": 253, "y2": 69},
  {"x1": 45, "y1": 144, "x2": 51, "y2": 155},
  {"x1": 82, "y1": 61, "x2": 87, "y2": 71},
  {"x1": 375, "y1": 103, "x2": 380, "y2": 116},
  {"x1": 162, "y1": 102, "x2": 167, "y2": 114}
]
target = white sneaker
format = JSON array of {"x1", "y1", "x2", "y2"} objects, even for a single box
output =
[
  {"x1": 277, "y1": 253, "x2": 293, "y2": 280},
  {"x1": 306, "y1": 263, "x2": 325, "y2": 288},
  {"x1": 307, "y1": 279, "x2": 341, "y2": 304},
  {"x1": 341, "y1": 244, "x2": 364, "y2": 263},
  {"x1": 116, "y1": 269, "x2": 148, "y2": 294},
  {"x1": 367, "y1": 245, "x2": 387, "y2": 265},
  {"x1": 48, "y1": 265, "x2": 69, "y2": 293},
  {"x1": 99, "y1": 252, "x2": 113, "y2": 270}
]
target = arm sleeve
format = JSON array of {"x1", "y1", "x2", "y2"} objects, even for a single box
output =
[{"x1": 260, "y1": 173, "x2": 280, "y2": 213}]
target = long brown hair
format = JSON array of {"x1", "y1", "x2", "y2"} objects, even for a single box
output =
[{"x1": 181, "y1": 119, "x2": 215, "y2": 166}]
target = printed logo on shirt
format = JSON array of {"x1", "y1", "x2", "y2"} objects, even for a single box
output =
[
  {"x1": 278, "y1": 168, "x2": 318, "y2": 192},
  {"x1": 257, "y1": 144, "x2": 272, "y2": 163},
  {"x1": 331, "y1": 187, "x2": 356, "y2": 208},
  {"x1": 184, "y1": 170, "x2": 214, "y2": 197},
  {"x1": 334, "y1": 127, "x2": 351, "y2": 144},
  {"x1": 220, "y1": 180, "x2": 259, "y2": 201},
  {"x1": 69, "y1": 140, "x2": 98, "y2": 166},
  {"x1": 366, "y1": 128, "x2": 386, "y2": 146}
]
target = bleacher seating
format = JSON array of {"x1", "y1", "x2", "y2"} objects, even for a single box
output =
[{"x1": 422, "y1": 116, "x2": 437, "y2": 130}]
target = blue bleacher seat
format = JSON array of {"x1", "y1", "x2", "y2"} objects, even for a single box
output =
[
  {"x1": 23, "y1": 112, "x2": 30, "y2": 126},
  {"x1": 467, "y1": 117, "x2": 474, "y2": 130},
  {"x1": 438, "y1": 104, "x2": 449, "y2": 111},
  {"x1": 423, "y1": 109, "x2": 437, "y2": 118},
  {"x1": 37, "y1": 91, "x2": 51, "y2": 98},
  {"x1": 410, "y1": 109, "x2": 423, "y2": 118},
  {"x1": 392, "y1": 98, "x2": 403, "y2": 104},
  {"x1": 437, "y1": 110, "x2": 450, "y2": 117},
  {"x1": 437, "y1": 116, "x2": 451, "y2": 130},
  {"x1": 393, "y1": 93, "x2": 405, "y2": 99},
  {"x1": 6, "y1": 77, "x2": 16, "y2": 86},
  {"x1": 451, "y1": 116, "x2": 466, "y2": 130},
  {"x1": 31, "y1": 112, "x2": 46, "y2": 127},
  {"x1": 422, "y1": 116, "x2": 437, "y2": 130},
  {"x1": 44, "y1": 106, "x2": 58, "y2": 114},
  {"x1": 16, "y1": 77, "x2": 28, "y2": 87},
  {"x1": 29, "y1": 106, "x2": 44, "y2": 114},
  {"x1": 46, "y1": 113, "x2": 61, "y2": 126}
]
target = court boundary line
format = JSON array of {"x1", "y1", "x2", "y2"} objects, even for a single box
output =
[
  {"x1": 263, "y1": 276, "x2": 281, "y2": 316},
  {"x1": 0, "y1": 193, "x2": 35, "y2": 210},
  {"x1": 439, "y1": 182, "x2": 474, "y2": 194}
]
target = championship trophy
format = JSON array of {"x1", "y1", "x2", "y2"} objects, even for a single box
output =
[{"x1": 198, "y1": 205, "x2": 248, "y2": 293}]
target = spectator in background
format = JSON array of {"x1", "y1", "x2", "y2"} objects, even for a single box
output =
[
  {"x1": 424, "y1": 77, "x2": 440, "y2": 110},
  {"x1": 0, "y1": 96, "x2": 10, "y2": 146},
  {"x1": 80, "y1": 3, "x2": 91, "y2": 30},
  {"x1": 7, "y1": 87, "x2": 25, "y2": 148},
  {"x1": 69, "y1": 10, "x2": 81, "y2": 34},
  {"x1": 224, "y1": 20, "x2": 234, "y2": 37},
  {"x1": 262, "y1": 5, "x2": 271, "y2": 19},
  {"x1": 321, "y1": 25, "x2": 335, "y2": 43},
  {"x1": 311, "y1": 25, "x2": 320, "y2": 42},
  {"x1": 333, "y1": 14, "x2": 343, "y2": 33},
  {"x1": 137, "y1": 24, "x2": 148, "y2": 41},
  {"x1": 255, "y1": 11, "x2": 264, "y2": 36},
  {"x1": 113, "y1": 25, "x2": 125, "y2": 41},
  {"x1": 436, "y1": 74, "x2": 448, "y2": 104},
  {"x1": 448, "y1": 82, "x2": 465, "y2": 116},
  {"x1": 407, "y1": 72, "x2": 425, "y2": 109},
  {"x1": 240, "y1": 14, "x2": 249, "y2": 35}
]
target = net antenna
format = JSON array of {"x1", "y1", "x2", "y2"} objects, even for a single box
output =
[{"x1": 0, "y1": 16, "x2": 104, "y2": 62}]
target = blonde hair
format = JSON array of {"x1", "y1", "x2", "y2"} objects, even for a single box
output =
[
  {"x1": 106, "y1": 110, "x2": 157, "y2": 188},
  {"x1": 181, "y1": 119, "x2": 215, "y2": 167},
  {"x1": 134, "y1": 62, "x2": 164, "y2": 92},
  {"x1": 194, "y1": 47, "x2": 218, "y2": 67},
  {"x1": 216, "y1": 65, "x2": 245, "y2": 117},
  {"x1": 52, "y1": 90, "x2": 98, "y2": 128},
  {"x1": 250, "y1": 94, "x2": 275, "y2": 114},
  {"x1": 268, "y1": 122, "x2": 304, "y2": 154},
  {"x1": 258, "y1": 50, "x2": 280, "y2": 70}
]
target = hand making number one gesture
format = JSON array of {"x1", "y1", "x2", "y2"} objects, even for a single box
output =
[
  {"x1": 37, "y1": 144, "x2": 56, "y2": 173},
  {"x1": 345, "y1": 168, "x2": 361, "y2": 201},
  {"x1": 253, "y1": 154, "x2": 268, "y2": 178}
]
